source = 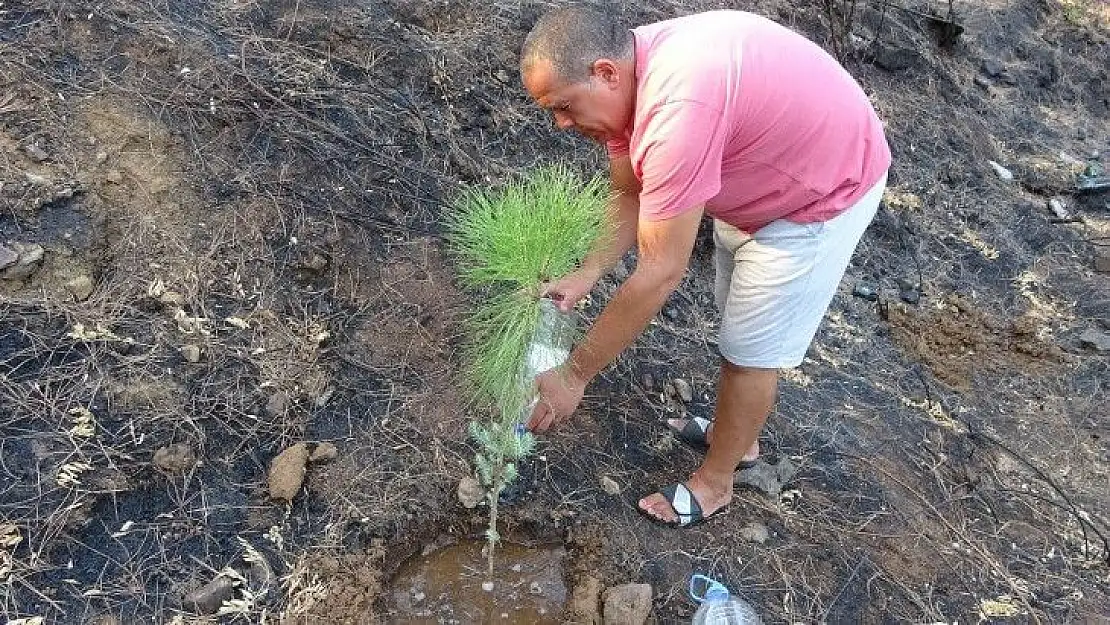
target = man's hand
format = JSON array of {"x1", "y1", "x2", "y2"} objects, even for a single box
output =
[
  {"x1": 526, "y1": 365, "x2": 588, "y2": 432},
  {"x1": 541, "y1": 267, "x2": 602, "y2": 313}
]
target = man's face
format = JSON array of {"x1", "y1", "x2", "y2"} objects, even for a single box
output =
[{"x1": 523, "y1": 59, "x2": 630, "y2": 144}]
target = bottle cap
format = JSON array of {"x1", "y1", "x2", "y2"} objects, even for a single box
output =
[{"x1": 689, "y1": 574, "x2": 730, "y2": 603}]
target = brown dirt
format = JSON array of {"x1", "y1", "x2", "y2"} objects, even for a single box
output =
[{"x1": 887, "y1": 295, "x2": 1069, "y2": 388}]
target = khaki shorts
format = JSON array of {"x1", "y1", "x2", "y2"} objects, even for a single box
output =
[{"x1": 714, "y1": 173, "x2": 887, "y2": 368}]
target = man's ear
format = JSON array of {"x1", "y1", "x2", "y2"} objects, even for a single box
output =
[{"x1": 591, "y1": 58, "x2": 620, "y2": 88}]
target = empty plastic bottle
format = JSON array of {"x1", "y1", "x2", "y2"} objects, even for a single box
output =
[{"x1": 689, "y1": 574, "x2": 763, "y2": 625}]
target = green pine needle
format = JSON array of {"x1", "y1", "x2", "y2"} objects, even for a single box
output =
[{"x1": 447, "y1": 164, "x2": 611, "y2": 415}]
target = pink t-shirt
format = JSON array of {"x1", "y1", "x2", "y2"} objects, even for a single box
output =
[{"x1": 607, "y1": 11, "x2": 891, "y2": 232}]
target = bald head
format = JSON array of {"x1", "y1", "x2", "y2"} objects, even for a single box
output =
[{"x1": 520, "y1": 5, "x2": 633, "y2": 84}]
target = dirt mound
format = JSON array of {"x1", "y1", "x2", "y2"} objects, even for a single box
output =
[{"x1": 887, "y1": 295, "x2": 1068, "y2": 387}]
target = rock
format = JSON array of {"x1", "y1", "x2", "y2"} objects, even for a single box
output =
[
  {"x1": 602, "y1": 583, "x2": 652, "y2": 625},
  {"x1": 673, "y1": 378, "x2": 693, "y2": 403},
  {"x1": 153, "y1": 443, "x2": 197, "y2": 473},
  {"x1": 159, "y1": 290, "x2": 185, "y2": 307},
  {"x1": 1078, "y1": 328, "x2": 1110, "y2": 352},
  {"x1": 0, "y1": 242, "x2": 45, "y2": 281},
  {"x1": 981, "y1": 58, "x2": 1005, "y2": 78},
  {"x1": 183, "y1": 574, "x2": 237, "y2": 614},
  {"x1": 105, "y1": 170, "x2": 123, "y2": 184},
  {"x1": 852, "y1": 283, "x2": 878, "y2": 301},
  {"x1": 987, "y1": 160, "x2": 1014, "y2": 181},
  {"x1": 65, "y1": 275, "x2": 95, "y2": 301},
  {"x1": 1047, "y1": 198, "x2": 1073, "y2": 221},
  {"x1": 96, "y1": 151, "x2": 109, "y2": 164},
  {"x1": 309, "y1": 441, "x2": 338, "y2": 463},
  {"x1": 570, "y1": 575, "x2": 603, "y2": 625},
  {"x1": 23, "y1": 143, "x2": 49, "y2": 162},
  {"x1": 735, "y1": 458, "x2": 799, "y2": 497},
  {"x1": 25, "y1": 172, "x2": 50, "y2": 186},
  {"x1": 180, "y1": 344, "x2": 202, "y2": 363},
  {"x1": 1095, "y1": 250, "x2": 1110, "y2": 274},
  {"x1": 900, "y1": 288, "x2": 921, "y2": 305},
  {"x1": 265, "y1": 392, "x2": 289, "y2": 417},
  {"x1": 739, "y1": 522, "x2": 770, "y2": 544},
  {"x1": 973, "y1": 76, "x2": 992, "y2": 92},
  {"x1": 0, "y1": 244, "x2": 17, "y2": 270},
  {"x1": 268, "y1": 443, "x2": 309, "y2": 502},
  {"x1": 872, "y1": 45, "x2": 919, "y2": 72},
  {"x1": 599, "y1": 475, "x2": 621, "y2": 495},
  {"x1": 457, "y1": 476, "x2": 485, "y2": 509},
  {"x1": 55, "y1": 186, "x2": 76, "y2": 200}
]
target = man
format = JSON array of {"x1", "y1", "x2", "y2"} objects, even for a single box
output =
[{"x1": 520, "y1": 5, "x2": 891, "y2": 527}]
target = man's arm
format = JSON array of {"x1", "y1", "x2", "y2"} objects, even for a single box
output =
[
  {"x1": 543, "y1": 156, "x2": 641, "y2": 311},
  {"x1": 568, "y1": 205, "x2": 703, "y2": 380},
  {"x1": 527, "y1": 204, "x2": 704, "y2": 431}
]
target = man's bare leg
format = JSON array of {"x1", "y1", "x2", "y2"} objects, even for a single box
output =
[{"x1": 639, "y1": 361, "x2": 777, "y2": 522}]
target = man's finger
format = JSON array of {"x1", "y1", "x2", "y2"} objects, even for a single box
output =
[{"x1": 526, "y1": 401, "x2": 549, "y2": 432}]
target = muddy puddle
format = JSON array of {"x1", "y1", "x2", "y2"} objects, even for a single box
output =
[{"x1": 384, "y1": 539, "x2": 567, "y2": 623}]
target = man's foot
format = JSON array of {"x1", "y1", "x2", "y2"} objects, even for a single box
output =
[
  {"x1": 637, "y1": 471, "x2": 733, "y2": 526},
  {"x1": 666, "y1": 418, "x2": 760, "y2": 466}
]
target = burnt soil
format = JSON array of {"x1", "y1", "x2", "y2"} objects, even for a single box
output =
[{"x1": 1, "y1": 0, "x2": 1108, "y2": 623}]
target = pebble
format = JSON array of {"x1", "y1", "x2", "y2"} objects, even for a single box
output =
[
  {"x1": 309, "y1": 441, "x2": 339, "y2": 463},
  {"x1": 852, "y1": 283, "x2": 878, "y2": 301},
  {"x1": 23, "y1": 143, "x2": 49, "y2": 162},
  {"x1": 987, "y1": 160, "x2": 1014, "y2": 181},
  {"x1": 180, "y1": 344, "x2": 202, "y2": 363},
  {"x1": 183, "y1": 575, "x2": 236, "y2": 614},
  {"x1": 65, "y1": 275, "x2": 94, "y2": 301},
  {"x1": 739, "y1": 522, "x2": 771, "y2": 544},
  {"x1": 600, "y1": 475, "x2": 621, "y2": 495},
  {"x1": 673, "y1": 378, "x2": 693, "y2": 402}
]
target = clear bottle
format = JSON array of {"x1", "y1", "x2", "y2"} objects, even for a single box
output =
[
  {"x1": 689, "y1": 575, "x2": 763, "y2": 625},
  {"x1": 516, "y1": 297, "x2": 575, "y2": 427}
]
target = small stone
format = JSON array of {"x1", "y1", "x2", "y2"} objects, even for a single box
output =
[
  {"x1": 602, "y1": 583, "x2": 652, "y2": 625},
  {"x1": 413, "y1": 591, "x2": 425, "y2": 602},
  {"x1": 65, "y1": 275, "x2": 94, "y2": 301},
  {"x1": 308, "y1": 441, "x2": 338, "y2": 463},
  {"x1": 25, "y1": 172, "x2": 50, "y2": 187},
  {"x1": 268, "y1": 443, "x2": 309, "y2": 502},
  {"x1": 105, "y1": 170, "x2": 123, "y2": 184},
  {"x1": 0, "y1": 245, "x2": 18, "y2": 270},
  {"x1": 55, "y1": 187, "x2": 76, "y2": 200},
  {"x1": 96, "y1": 151, "x2": 109, "y2": 164},
  {"x1": 1078, "y1": 328, "x2": 1110, "y2": 352},
  {"x1": 183, "y1": 575, "x2": 237, "y2": 614},
  {"x1": 900, "y1": 288, "x2": 921, "y2": 305},
  {"x1": 265, "y1": 392, "x2": 289, "y2": 417},
  {"x1": 1094, "y1": 251, "x2": 1110, "y2": 274},
  {"x1": 987, "y1": 160, "x2": 1014, "y2": 181},
  {"x1": 852, "y1": 283, "x2": 878, "y2": 301},
  {"x1": 872, "y1": 45, "x2": 919, "y2": 71},
  {"x1": 982, "y1": 58, "x2": 1005, "y2": 78},
  {"x1": 973, "y1": 76, "x2": 992, "y2": 92},
  {"x1": 529, "y1": 581, "x2": 543, "y2": 595},
  {"x1": 457, "y1": 476, "x2": 485, "y2": 509},
  {"x1": 23, "y1": 143, "x2": 49, "y2": 162},
  {"x1": 494, "y1": 69, "x2": 511, "y2": 83},
  {"x1": 739, "y1": 522, "x2": 770, "y2": 544},
  {"x1": 153, "y1": 443, "x2": 197, "y2": 473},
  {"x1": 571, "y1": 576, "x2": 603, "y2": 625},
  {"x1": 1047, "y1": 198, "x2": 1072, "y2": 221},
  {"x1": 180, "y1": 344, "x2": 202, "y2": 363},
  {"x1": 159, "y1": 290, "x2": 185, "y2": 307},
  {"x1": 0, "y1": 242, "x2": 45, "y2": 281},
  {"x1": 673, "y1": 378, "x2": 693, "y2": 403},
  {"x1": 600, "y1": 475, "x2": 621, "y2": 495},
  {"x1": 481, "y1": 581, "x2": 495, "y2": 592},
  {"x1": 735, "y1": 457, "x2": 799, "y2": 497}
]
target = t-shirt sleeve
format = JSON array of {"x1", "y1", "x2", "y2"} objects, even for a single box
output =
[{"x1": 636, "y1": 101, "x2": 727, "y2": 221}]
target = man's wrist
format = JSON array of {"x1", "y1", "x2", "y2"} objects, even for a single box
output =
[{"x1": 565, "y1": 350, "x2": 595, "y2": 387}]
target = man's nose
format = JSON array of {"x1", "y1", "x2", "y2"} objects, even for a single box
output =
[{"x1": 553, "y1": 112, "x2": 574, "y2": 129}]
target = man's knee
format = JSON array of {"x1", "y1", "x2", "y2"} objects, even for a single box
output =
[{"x1": 720, "y1": 358, "x2": 777, "y2": 378}]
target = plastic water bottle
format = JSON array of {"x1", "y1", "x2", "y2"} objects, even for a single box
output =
[
  {"x1": 689, "y1": 575, "x2": 762, "y2": 625},
  {"x1": 517, "y1": 297, "x2": 574, "y2": 426}
]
